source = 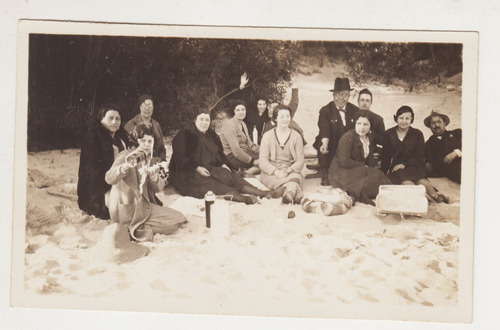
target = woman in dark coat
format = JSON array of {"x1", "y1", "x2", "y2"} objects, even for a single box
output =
[
  {"x1": 328, "y1": 111, "x2": 391, "y2": 205},
  {"x1": 381, "y1": 106, "x2": 449, "y2": 203},
  {"x1": 169, "y1": 109, "x2": 269, "y2": 204},
  {"x1": 77, "y1": 104, "x2": 131, "y2": 219},
  {"x1": 244, "y1": 98, "x2": 269, "y2": 145}
]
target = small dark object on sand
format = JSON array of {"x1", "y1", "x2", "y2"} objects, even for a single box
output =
[{"x1": 288, "y1": 210, "x2": 295, "y2": 219}]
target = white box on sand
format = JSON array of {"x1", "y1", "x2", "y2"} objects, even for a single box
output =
[{"x1": 376, "y1": 185, "x2": 428, "y2": 216}]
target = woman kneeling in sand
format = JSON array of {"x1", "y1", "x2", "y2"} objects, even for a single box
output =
[
  {"x1": 105, "y1": 124, "x2": 187, "y2": 242},
  {"x1": 259, "y1": 105, "x2": 305, "y2": 204},
  {"x1": 328, "y1": 110, "x2": 391, "y2": 205},
  {"x1": 169, "y1": 109, "x2": 269, "y2": 204}
]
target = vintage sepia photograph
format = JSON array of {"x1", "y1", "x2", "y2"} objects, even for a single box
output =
[{"x1": 11, "y1": 20, "x2": 477, "y2": 323}]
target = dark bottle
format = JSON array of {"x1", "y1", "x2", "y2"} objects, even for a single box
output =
[{"x1": 204, "y1": 191, "x2": 216, "y2": 228}]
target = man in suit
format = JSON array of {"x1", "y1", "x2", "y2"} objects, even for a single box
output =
[
  {"x1": 313, "y1": 78, "x2": 358, "y2": 186},
  {"x1": 424, "y1": 110, "x2": 462, "y2": 184},
  {"x1": 357, "y1": 88, "x2": 385, "y2": 146}
]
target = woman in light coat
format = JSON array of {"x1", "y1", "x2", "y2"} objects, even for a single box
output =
[
  {"x1": 106, "y1": 124, "x2": 186, "y2": 242},
  {"x1": 220, "y1": 99, "x2": 260, "y2": 174}
]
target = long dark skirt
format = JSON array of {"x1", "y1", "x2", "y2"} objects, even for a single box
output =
[
  {"x1": 329, "y1": 160, "x2": 390, "y2": 200},
  {"x1": 173, "y1": 168, "x2": 249, "y2": 199},
  {"x1": 387, "y1": 164, "x2": 428, "y2": 184},
  {"x1": 362, "y1": 169, "x2": 392, "y2": 199}
]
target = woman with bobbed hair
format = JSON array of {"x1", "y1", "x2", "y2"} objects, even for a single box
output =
[
  {"x1": 220, "y1": 99, "x2": 260, "y2": 174},
  {"x1": 124, "y1": 94, "x2": 167, "y2": 161},
  {"x1": 105, "y1": 123, "x2": 187, "y2": 242},
  {"x1": 77, "y1": 103, "x2": 131, "y2": 219},
  {"x1": 244, "y1": 97, "x2": 269, "y2": 145},
  {"x1": 169, "y1": 109, "x2": 268, "y2": 204},
  {"x1": 328, "y1": 110, "x2": 391, "y2": 205},
  {"x1": 381, "y1": 106, "x2": 449, "y2": 203},
  {"x1": 259, "y1": 104, "x2": 305, "y2": 204}
]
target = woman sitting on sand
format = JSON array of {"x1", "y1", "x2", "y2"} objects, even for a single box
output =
[
  {"x1": 169, "y1": 109, "x2": 269, "y2": 204},
  {"x1": 259, "y1": 105, "x2": 305, "y2": 204},
  {"x1": 381, "y1": 106, "x2": 449, "y2": 203},
  {"x1": 219, "y1": 100, "x2": 260, "y2": 174},
  {"x1": 77, "y1": 104, "x2": 131, "y2": 220},
  {"x1": 328, "y1": 110, "x2": 391, "y2": 205},
  {"x1": 105, "y1": 124, "x2": 187, "y2": 242}
]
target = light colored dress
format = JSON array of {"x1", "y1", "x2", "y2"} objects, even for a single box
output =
[{"x1": 259, "y1": 128, "x2": 304, "y2": 190}]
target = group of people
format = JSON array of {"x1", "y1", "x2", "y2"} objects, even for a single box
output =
[
  {"x1": 77, "y1": 95, "x2": 187, "y2": 242},
  {"x1": 313, "y1": 78, "x2": 462, "y2": 206},
  {"x1": 77, "y1": 77, "x2": 463, "y2": 242}
]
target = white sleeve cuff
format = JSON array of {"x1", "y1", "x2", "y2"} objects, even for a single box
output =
[{"x1": 454, "y1": 149, "x2": 462, "y2": 158}]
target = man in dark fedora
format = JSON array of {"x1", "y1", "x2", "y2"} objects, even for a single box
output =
[
  {"x1": 424, "y1": 110, "x2": 462, "y2": 183},
  {"x1": 357, "y1": 88, "x2": 385, "y2": 146},
  {"x1": 313, "y1": 77, "x2": 359, "y2": 185}
]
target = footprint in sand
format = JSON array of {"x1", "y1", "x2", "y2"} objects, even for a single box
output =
[
  {"x1": 199, "y1": 276, "x2": 217, "y2": 284},
  {"x1": 278, "y1": 284, "x2": 290, "y2": 293},
  {"x1": 87, "y1": 267, "x2": 106, "y2": 276},
  {"x1": 336, "y1": 296, "x2": 351, "y2": 304},
  {"x1": 361, "y1": 269, "x2": 384, "y2": 283},
  {"x1": 149, "y1": 279, "x2": 170, "y2": 292},
  {"x1": 334, "y1": 248, "x2": 351, "y2": 258},
  {"x1": 301, "y1": 278, "x2": 318, "y2": 291},
  {"x1": 307, "y1": 247, "x2": 323, "y2": 257},
  {"x1": 357, "y1": 290, "x2": 380, "y2": 303},
  {"x1": 116, "y1": 282, "x2": 131, "y2": 290},
  {"x1": 45, "y1": 259, "x2": 61, "y2": 270},
  {"x1": 395, "y1": 288, "x2": 416, "y2": 303},
  {"x1": 427, "y1": 260, "x2": 442, "y2": 274},
  {"x1": 68, "y1": 263, "x2": 82, "y2": 271},
  {"x1": 38, "y1": 277, "x2": 65, "y2": 294}
]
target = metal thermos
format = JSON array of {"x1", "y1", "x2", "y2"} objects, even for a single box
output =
[{"x1": 204, "y1": 191, "x2": 216, "y2": 228}]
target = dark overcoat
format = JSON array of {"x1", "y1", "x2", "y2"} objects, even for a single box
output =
[
  {"x1": 313, "y1": 101, "x2": 358, "y2": 166},
  {"x1": 169, "y1": 122, "x2": 247, "y2": 198},
  {"x1": 365, "y1": 110, "x2": 386, "y2": 146},
  {"x1": 77, "y1": 124, "x2": 130, "y2": 219},
  {"x1": 425, "y1": 129, "x2": 462, "y2": 183},
  {"x1": 381, "y1": 126, "x2": 428, "y2": 183}
]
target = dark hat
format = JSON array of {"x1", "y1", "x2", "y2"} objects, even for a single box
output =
[
  {"x1": 137, "y1": 94, "x2": 154, "y2": 107},
  {"x1": 424, "y1": 110, "x2": 450, "y2": 128},
  {"x1": 358, "y1": 88, "x2": 373, "y2": 100},
  {"x1": 329, "y1": 78, "x2": 354, "y2": 92}
]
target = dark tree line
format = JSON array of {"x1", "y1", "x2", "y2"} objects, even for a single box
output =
[
  {"x1": 28, "y1": 35, "x2": 462, "y2": 151},
  {"x1": 28, "y1": 34, "x2": 300, "y2": 151},
  {"x1": 299, "y1": 41, "x2": 462, "y2": 92}
]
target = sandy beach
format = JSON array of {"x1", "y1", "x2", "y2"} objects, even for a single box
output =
[{"x1": 17, "y1": 62, "x2": 466, "y2": 321}]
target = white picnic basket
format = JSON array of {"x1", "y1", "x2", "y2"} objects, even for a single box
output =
[{"x1": 376, "y1": 185, "x2": 428, "y2": 216}]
